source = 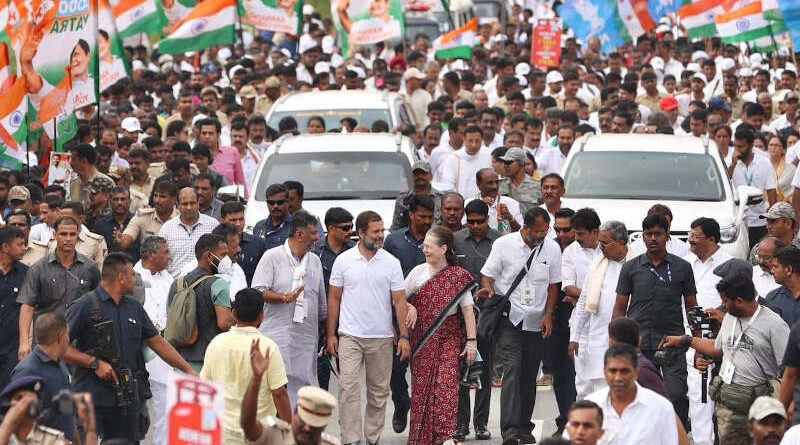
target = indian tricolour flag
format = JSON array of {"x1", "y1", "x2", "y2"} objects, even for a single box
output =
[
  {"x1": 0, "y1": 77, "x2": 28, "y2": 169},
  {"x1": 715, "y1": 1, "x2": 771, "y2": 43},
  {"x1": 157, "y1": 0, "x2": 236, "y2": 55},
  {"x1": 113, "y1": 0, "x2": 168, "y2": 37},
  {"x1": 618, "y1": 0, "x2": 656, "y2": 39},
  {"x1": 679, "y1": 0, "x2": 726, "y2": 38},
  {"x1": 0, "y1": 41, "x2": 15, "y2": 94},
  {"x1": 433, "y1": 17, "x2": 478, "y2": 60}
]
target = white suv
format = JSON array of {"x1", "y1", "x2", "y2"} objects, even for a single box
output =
[
  {"x1": 560, "y1": 133, "x2": 764, "y2": 259},
  {"x1": 244, "y1": 133, "x2": 417, "y2": 234}
]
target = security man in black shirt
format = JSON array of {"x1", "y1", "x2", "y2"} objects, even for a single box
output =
[
  {"x1": 614, "y1": 212, "x2": 698, "y2": 429},
  {"x1": 62, "y1": 252, "x2": 197, "y2": 441},
  {"x1": 0, "y1": 226, "x2": 28, "y2": 392}
]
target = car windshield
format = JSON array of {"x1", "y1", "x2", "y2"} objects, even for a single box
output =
[
  {"x1": 268, "y1": 109, "x2": 393, "y2": 133},
  {"x1": 563, "y1": 151, "x2": 726, "y2": 201},
  {"x1": 253, "y1": 151, "x2": 412, "y2": 200},
  {"x1": 406, "y1": 22, "x2": 441, "y2": 41}
]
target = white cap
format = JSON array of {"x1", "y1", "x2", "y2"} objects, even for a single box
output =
[
  {"x1": 749, "y1": 53, "x2": 764, "y2": 65},
  {"x1": 719, "y1": 58, "x2": 736, "y2": 71},
  {"x1": 179, "y1": 60, "x2": 194, "y2": 73},
  {"x1": 546, "y1": 70, "x2": 563, "y2": 84},
  {"x1": 321, "y1": 35, "x2": 335, "y2": 54},
  {"x1": 687, "y1": 62, "x2": 702, "y2": 73},
  {"x1": 131, "y1": 59, "x2": 146, "y2": 71},
  {"x1": 303, "y1": 4, "x2": 314, "y2": 14},
  {"x1": 348, "y1": 66, "x2": 366, "y2": 79},
  {"x1": 192, "y1": 114, "x2": 208, "y2": 127},
  {"x1": 449, "y1": 59, "x2": 468, "y2": 71},
  {"x1": 314, "y1": 61, "x2": 330, "y2": 75},
  {"x1": 515, "y1": 62, "x2": 530, "y2": 76},
  {"x1": 650, "y1": 56, "x2": 664, "y2": 71},
  {"x1": 515, "y1": 73, "x2": 528, "y2": 87},
  {"x1": 298, "y1": 34, "x2": 318, "y2": 54},
  {"x1": 330, "y1": 53, "x2": 344, "y2": 68},
  {"x1": 280, "y1": 48, "x2": 293, "y2": 59},
  {"x1": 739, "y1": 67, "x2": 754, "y2": 77},
  {"x1": 217, "y1": 47, "x2": 232, "y2": 63},
  {"x1": 691, "y1": 50, "x2": 709, "y2": 62},
  {"x1": 121, "y1": 117, "x2": 142, "y2": 133},
  {"x1": 691, "y1": 72, "x2": 707, "y2": 84}
]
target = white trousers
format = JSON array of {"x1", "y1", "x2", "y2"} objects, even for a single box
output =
[
  {"x1": 687, "y1": 350, "x2": 715, "y2": 445},
  {"x1": 149, "y1": 379, "x2": 168, "y2": 445}
]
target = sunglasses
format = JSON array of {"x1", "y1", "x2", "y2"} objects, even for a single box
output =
[
  {"x1": 335, "y1": 224, "x2": 353, "y2": 232},
  {"x1": 501, "y1": 160, "x2": 514, "y2": 165},
  {"x1": 266, "y1": 199, "x2": 287, "y2": 206},
  {"x1": 466, "y1": 218, "x2": 487, "y2": 225},
  {"x1": 554, "y1": 226, "x2": 572, "y2": 233}
]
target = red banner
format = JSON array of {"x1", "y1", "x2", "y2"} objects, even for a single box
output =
[{"x1": 531, "y1": 18, "x2": 562, "y2": 70}]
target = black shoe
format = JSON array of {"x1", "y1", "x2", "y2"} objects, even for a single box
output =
[
  {"x1": 517, "y1": 434, "x2": 536, "y2": 444},
  {"x1": 474, "y1": 426, "x2": 491, "y2": 440},
  {"x1": 454, "y1": 425, "x2": 469, "y2": 441},
  {"x1": 392, "y1": 406, "x2": 409, "y2": 433}
]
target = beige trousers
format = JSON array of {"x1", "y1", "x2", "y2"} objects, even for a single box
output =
[{"x1": 338, "y1": 335, "x2": 394, "y2": 444}]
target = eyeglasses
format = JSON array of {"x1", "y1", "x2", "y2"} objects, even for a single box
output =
[
  {"x1": 466, "y1": 218, "x2": 487, "y2": 225},
  {"x1": 266, "y1": 199, "x2": 287, "y2": 206},
  {"x1": 687, "y1": 233, "x2": 706, "y2": 240},
  {"x1": 554, "y1": 226, "x2": 572, "y2": 233},
  {"x1": 335, "y1": 224, "x2": 353, "y2": 232}
]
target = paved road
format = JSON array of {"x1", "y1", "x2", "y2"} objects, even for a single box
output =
[{"x1": 321, "y1": 377, "x2": 560, "y2": 444}]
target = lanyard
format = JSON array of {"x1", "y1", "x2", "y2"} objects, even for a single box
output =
[
  {"x1": 729, "y1": 305, "x2": 761, "y2": 349},
  {"x1": 648, "y1": 262, "x2": 672, "y2": 284},
  {"x1": 744, "y1": 168, "x2": 754, "y2": 186}
]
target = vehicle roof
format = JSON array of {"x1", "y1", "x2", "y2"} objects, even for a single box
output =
[
  {"x1": 273, "y1": 90, "x2": 401, "y2": 111},
  {"x1": 577, "y1": 134, "x2": 713, "y2": 155},
  {"x1": 271, "y1": 133, "x2": 412, "y2": 154}
]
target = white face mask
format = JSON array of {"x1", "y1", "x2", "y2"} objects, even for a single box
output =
[{"x1": 212, "y1": 253, "x2": 234, "y2": 275}]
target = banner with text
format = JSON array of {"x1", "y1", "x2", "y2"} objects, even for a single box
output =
[{"x1": 531, "y1": 18, "x2": 561, "y2": 69}]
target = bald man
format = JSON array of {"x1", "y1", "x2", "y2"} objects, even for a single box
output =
[{"x1": 157, "y1": 188, "x2": 219, "y2": 277}]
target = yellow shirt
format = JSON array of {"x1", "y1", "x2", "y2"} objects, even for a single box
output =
[{"x1": 200, "y1": 326, "x2": 288, "y2": 445}]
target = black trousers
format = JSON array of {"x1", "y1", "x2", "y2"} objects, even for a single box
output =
[
  {"x1": 95, "y1": 401, "x2": 140, "y2": 442},
  {"x1": 0, "y1": 349, "x2": 19, "y2": 394},
  {"x1": 497, "y1": 318, "x2": 544, "y2": 440},
  {"x1": 643, "y1": 348, "x2": 690, "y2": 429},
  {"x1": 456, "y1": 330, "x2": 493, "y2": 429},
  {"x1": 550, "y1": 300, "x2": 576, "y2": 429},
  {"x1": 391, "y1": 353, "x2": 410, "y2": 412}
]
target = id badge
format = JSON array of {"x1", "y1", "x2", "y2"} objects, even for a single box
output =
[
  {"x1": 720, "y1": 361, "x2": 735, "y2": 384},
  {"x1": 521, "y1": 281, "x2": 535, "y2": 306}
]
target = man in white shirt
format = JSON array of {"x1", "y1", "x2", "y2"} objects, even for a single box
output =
[
  {"x1": 480, "y1": 207, "x2": 562, "y2": 442},
  {"x1": 133, "y1": 236, "x2": 175, "y2": 445},
  {"x1": 570, "y1": 221, "x2": 633, "y2": 399},
  {"x1": 730, "y1": 127, "x2": 778, "y2": 248},
  {"x1": 158, "y1": 188, "x2": 219, "y2": 277},
  {"x1": 584, "y1": 344, "x2": 679, "y2": 445},
  {"x1": 754, "y1": 237, "x2": 783, "y2": 298},
  {"x1": 537, "y1": 126, "x2": 574, "y2": 176},
  {"x1": 440, "y1": 126, "x2": 492, "y2": 199},
  {"x1": 431, "y1": 118, "x2": 466, "y2": 180},
  {"x1": 683, "y1": 217, "x2": 733, "y2": 445},
  {"x1": 474, "y1": 168, "x2": 522, "y2": 234},
  {"x1": 325, "y1": 211, "x2": 411, "y2": 445},
  {"x1": 400, "y1": 68, "x2": 433, "y2": 128}
]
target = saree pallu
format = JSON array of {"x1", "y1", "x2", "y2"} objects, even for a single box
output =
[{"x1": 409, "y1": 266, "x2": 474, "y2": 445}]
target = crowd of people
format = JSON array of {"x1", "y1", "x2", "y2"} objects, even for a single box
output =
[{"x1": 9, "y1": 1, "x2": 800, "y2": 445}]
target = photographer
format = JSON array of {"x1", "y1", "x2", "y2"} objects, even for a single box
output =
[
  {"x1": 10, "y1": 313, "x2": 74, "y2": 442},
  {"x1": 660, "y1": 273, "x2": 789, "y2": 445},
  {"x1": 61, "y1": 252, "x2": 196, "y2": 442},
  {"x1": 0, "y1": 376, "x2": 97, "y2": 445}
]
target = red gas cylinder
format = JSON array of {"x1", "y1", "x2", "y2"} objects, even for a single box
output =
[{"x1": 168, "y1": 378, "x2": 222, "y2": 445}]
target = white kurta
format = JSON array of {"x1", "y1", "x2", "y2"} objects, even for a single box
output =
[{"x1": 251, "y1": 246, "x2": 327, "y2": 405}]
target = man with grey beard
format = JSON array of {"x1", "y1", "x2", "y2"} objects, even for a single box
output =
[{"x1": 325, "y1": 211, "x2": 413, "y2": 445}]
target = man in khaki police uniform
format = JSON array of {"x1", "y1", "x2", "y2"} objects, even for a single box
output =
[
  {"x1": 4, "y1": 210, "x2": 48, "y2": 267},
  {"x1": 47, "y1": 203, "x2": 107, "y2": 268}
]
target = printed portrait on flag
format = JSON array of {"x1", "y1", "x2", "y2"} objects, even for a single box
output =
[
  {"x1": 334, "y1": 0, "x2": 402, "y2": 48},
  {"x1": 19, "y1": 0, "x2": 97, "y2": 123},
  {"x1": 162, "y1": 0, "x2": 194, "y2": 30},
  {"x1": 98, "y1": 0, "x2": 129, "y2": 91},
  {"x1": 242, "y1": 0, "x2": 303, "y2": 35}
]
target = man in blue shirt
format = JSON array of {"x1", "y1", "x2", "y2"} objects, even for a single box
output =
[
  {"x1": 767, "y1": 246, "x2": 800, "y2": 326},
  {"x1": 0, "y1": 227, "x2": 29, "y2": 395},
  {"x1": 382, "y1": 194, "x2": 434, "y2": 433},
  {"x1": 11, "y1": 312, "x2": 75, "y2": 442},
  {"x1": 253, "y1": 183, "x2": 293, "y2": 251}
]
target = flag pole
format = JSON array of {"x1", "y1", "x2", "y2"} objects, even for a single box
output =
[
  {"x1": 236, "y1": 0, "x2": 244, "y2": 51},
  {"x1": 25, "y1": 114, "x2": 29, "y2": 175}
]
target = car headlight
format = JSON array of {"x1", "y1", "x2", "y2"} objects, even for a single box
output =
[{"x1": 720, "y1": 224, "x2": 738, "y2": 243}]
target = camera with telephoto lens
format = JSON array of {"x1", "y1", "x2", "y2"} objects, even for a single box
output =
[
  {"x1": 686, "y1": 306, "x2": 719, "y2": 339},
  {"x1": 653, "y1": 345, "x2": 686, "y2": 367}
]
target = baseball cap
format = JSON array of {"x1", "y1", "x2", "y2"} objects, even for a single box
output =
[
  {"x1": 265, "y1": 76, "x2": 280, "y2": 88},
  {"x1": 708, "y1": 97, "x2": 732, "y2": 113},
  {"x1": 691, "y1": 72, "x2": 708, "y2": 84},
  {"x1": 240, "y1": 85, "x2": 257, "y2": 99},
  {"x1": 403, "y1": 67, "x2": 426, "y2": 81},
  {"x1": 713, "y1": 258, "x2": 754, "y2": 279},
  {"x1": 412, "y1": 160, "x2": 432, "y2": 173},
  {"x1": 302, "y1": 4, "x2": 314, "y2": 14},
  {"x1": 780, "y1": 90, "x2": 799, "y2": 102},
  {"x1": 347, "y1": 66, "x2": 366, "y2": 79},
  {"x1": 546, "y1": 70, "x2": 563, "y2": 84},
  {"x1": 314, "y1": 61, "x2": 330, "y2": 75},
  {"x1": 660, "y1": 96, "x2": 678, "y2": 112},
  {"x1": 500, "y1": 147, "x2": 526, "y2": 163},
  {"x1": 200, "y1": 86, "x2": 220, "y2": 98},
  {"x1": 748, "y1": 396, "x2": 786, "y2": 421},
  {"x1": 8, "y1": 186, "x2": 29, "y2": 203},
  {"x1": 296, "y1": 386, "x2": 337, "y2": 428},
  {"x1": 760, "y1": 201, "x2": 795, "y2": 220},
  {"x1": 121, "y1": 117, "x2": 142, "y2": 133}
]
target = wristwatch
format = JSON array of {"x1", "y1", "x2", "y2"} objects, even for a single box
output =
[
  {"x1": 89, "y1": 357, "x2": 99, "y2": 371},
  {"x1": 398, "y1": 335, "x2": 410, "y2": 341}
]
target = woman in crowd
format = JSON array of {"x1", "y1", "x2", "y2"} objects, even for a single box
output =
[
  {"x1": 768, "y1": 134, "x2": 796, "y2": 202},
  {"x1": 307, "y1": 115, "x2": 326, "y2": 134},
  {"x1": 406, "y1": 226, "x2": 479, "y2": 445}
]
